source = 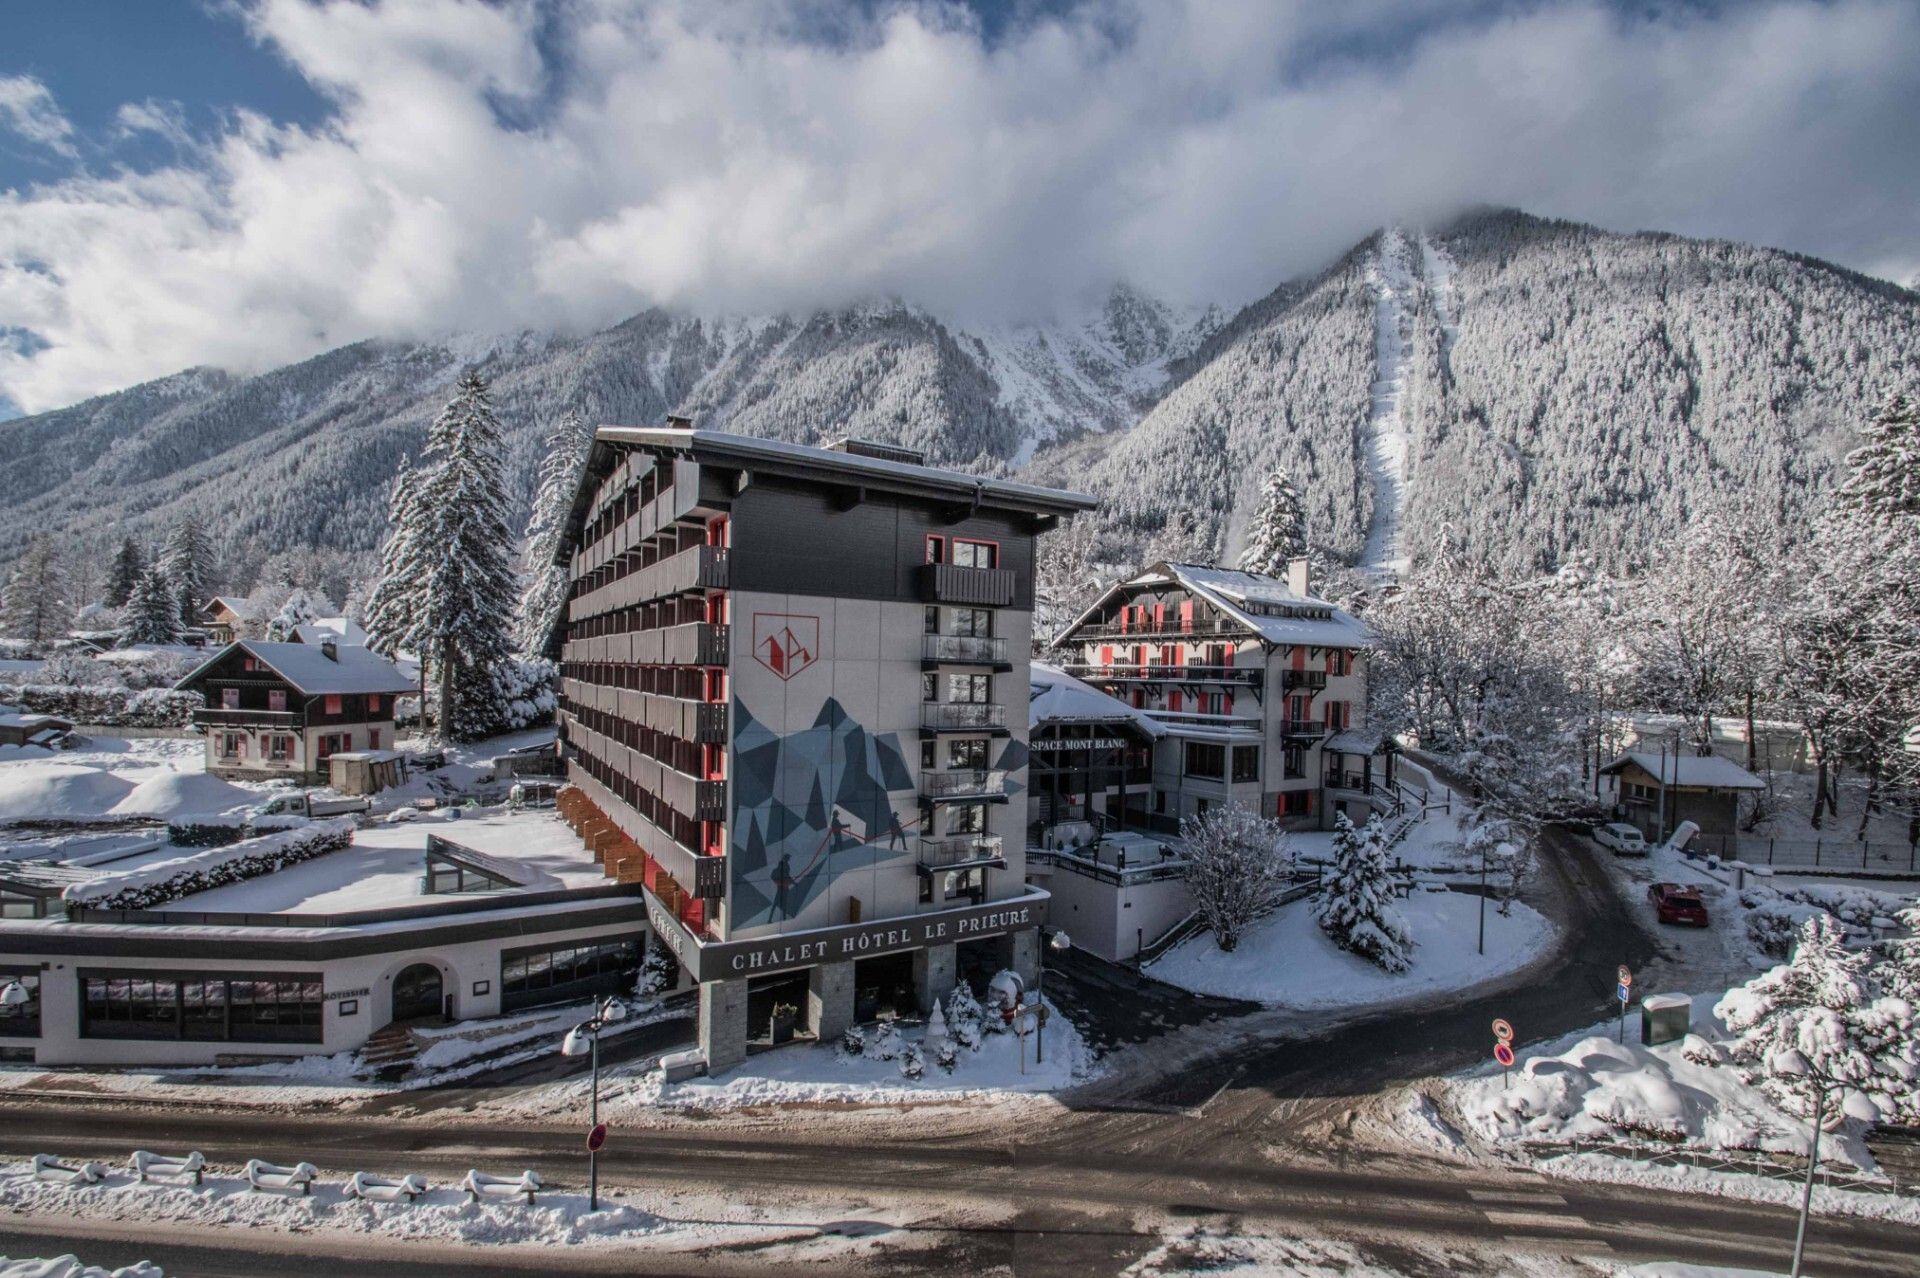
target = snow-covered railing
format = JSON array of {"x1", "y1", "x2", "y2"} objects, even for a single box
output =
[
  {"x1": 461, "y1": 1168, "x2": 541, "y2": 1204},
  {"x1": 244, "y1": 1159, "x2": 319, "y2": 1195},
  {"x1": 129, "y1": 1149, "x2": 204, "y2": 1185},
  {"x1": 345, "y1": 1171, "x2": 428, "y2": 1203},
  {"x1": 62, "y1": 819, "x2": 354, "y2": 911},
  {"x1": 1522, "y1": 1137, "x2": 1897, "y2": 1194},
  {"x1": 30, "y1": 1154, "x2": 108, "y2": 1186}
]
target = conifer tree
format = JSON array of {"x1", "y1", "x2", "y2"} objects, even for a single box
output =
[
  {"x1": 514, "y1": 409, "x2": 593, "y2": 656},
  {"x1": 1238, "y1": 467, "x2": 1309, "y2": 576},
  {"x1": 265, "y1": 588, "x2": 319, "y2": 642},
  {"x1": 106, "y1": 538, "x2": 145, "y2": 609},
  {"x1": 1317, "y1": 813, "x2": 1413, "y2": 972},
  {"x1": 123, "y1": 566, "x2": 183, "y2": 645},
  {"x1": 365, "y1": 370, "x2": 518, "y2": 741},
  {"x1": 0, "y1": 537, "x2": 70, "y2": 646},
  {"x1": 159, "y1": 515, "x2": 215, "y2": 626}
]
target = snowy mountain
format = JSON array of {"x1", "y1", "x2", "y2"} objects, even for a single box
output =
[
  {"x1": 1, "y1": 208, "x2": 1914, "y2": 586},
  {"x1": 1055, "y1": 208, "x2": 1920, "y2": 577}
]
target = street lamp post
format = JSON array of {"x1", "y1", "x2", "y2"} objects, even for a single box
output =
[
  {"x1": 561, "y1": 995, "x2": 628, "y2": 1212},
  {"x1": 1033, "y1": 930, "x2": 1071, "y2": 1065}
]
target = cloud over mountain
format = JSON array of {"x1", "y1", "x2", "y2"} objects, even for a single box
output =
[{"x1": 2, "y1": 0, "x2": 1918, "y2": 415}]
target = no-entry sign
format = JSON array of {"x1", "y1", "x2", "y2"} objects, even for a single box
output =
[
  {"x1": 587, "y1": 1122, "x2": 608, "y2": 1153},
  {"x1": 1493, "y1": 1042, "x2": 1516, "y2": 1069},
  {"x1": 1491, "y1": 1018, "x2": 1514, "y2": 1043},
  {"x1": 1618, "y1": 965, "x2": 1633, "y2": 987}
]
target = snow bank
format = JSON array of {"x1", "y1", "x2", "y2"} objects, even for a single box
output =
[
  {"x1": 1125, "y1": 1228, "x2": 1410, "y2": 1277},
  {"x1": 0, "y1": 764, "x2": 137, "y2": 820},
  {"x1": 1150, "y1": 889, "x2": 1554, "y2": 1008},
  {"x1": 110, "y1": 770, "x2": 258, "y2": 820},
  {"x1": 0, "y1": 1258, "x2": 163, "y2": 1278},
  {"x1": 1614, "y1": 1265, "x2": 1785, "y2": 1278},
  {"x1": 63, "y1": 820, "x2": 355, "y2": 910}
]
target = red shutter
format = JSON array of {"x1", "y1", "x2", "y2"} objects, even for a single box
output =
[
  {"x1": 1179, "y1": 600, "x2": 1194, "y2": 632},
  {"x1": 324, "y1": 695, "x2": 341, "y2": 715},
  {"x1": 1168, "y1": 691, "x2": 1182, "y2": 712}
]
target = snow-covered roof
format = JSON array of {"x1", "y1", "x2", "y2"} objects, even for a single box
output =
[
  {"x1": 1054, "y1": 561, "x2": 1370, "y2": 650},
  {"x1": 96, "y1": 643, "x2": 203, "y2": 664},
  {"x1": 1599, "y1": 752, "x2": 1766, "y2": 790},
  {"x1": 1028, "y1": 663, "x2": 1165, "y2": 738},
  {"x1": 0, "y1": 712, "x2": 71, "y2": 729},
  {"x1": 176, "y1": 640, "x2": 417, "y2": 697},
  {"x1": 203, "y1": 596, "x2": 254, "y2": 620},
  {"x1": 1325, "y1": 729, "x2": 1393, "y2": 756},
  {"x1": 292, "y1": 617, "x2": 369, "y2": 647}
]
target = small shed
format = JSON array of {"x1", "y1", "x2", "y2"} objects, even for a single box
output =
[
  {"x1": 0, "y1": 712, "x2": 74, "y2": 749},
  {"x1": 328, "y1": 749, "x2": 406, "y2": 796},
  {"x1": 1598, "y1": 751, "x2": 1766, "y2": 853}
]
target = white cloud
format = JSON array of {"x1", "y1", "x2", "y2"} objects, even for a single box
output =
[
  {"x1": 0, "y1": 75, "x2": 79, "y2": 160},
  {"x1": 1, "y1": 0, "x2": 1917, "y2": 414}
]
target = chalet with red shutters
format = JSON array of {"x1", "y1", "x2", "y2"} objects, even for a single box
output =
[{"x1": 174, "y1": 637, "x2": 416, "y2": 782}]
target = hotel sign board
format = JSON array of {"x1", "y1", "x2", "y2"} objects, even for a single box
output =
[
  {"x1": 1030, "y1": 737, "x2": 1131, "y2": 752},
  {"x1": 645, "y1": 891, "x2": 1050, "y2": 983}
]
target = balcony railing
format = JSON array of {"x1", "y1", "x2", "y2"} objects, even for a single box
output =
[
  {"x1": 1063, "y1": 663, "x2": 1262, "y2": 688},
  {"x1": 1282, "y1": 670, "x2": 1329, "y2": 692},
  {"x1": 922, "y1": 769, "x2": 1010, "y2": 800},
  {"x1": 192, "y1": 708, "x2": 302, "y2": 728},
  {"x1": 921, "y1": 702, "x2": 1007, "y2": 732},
  {"x1": 1324, "y1": 770, "x2": 1373, "y2": 794},
  {"x1": 918, "y1": 562, "x2": 1016, "y2": 607},
  {"x1": 919, "y1": 833, "x2": 1006, "y2": 871},
  {"x1": 923, "y1": 634, "x2": 1008, "y2": 666},
  {"x1": 1281, "y1": 719, "x2": 1330, "y2": 739}
]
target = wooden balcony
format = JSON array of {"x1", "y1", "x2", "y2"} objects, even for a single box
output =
[{"x1": 192, "y1": 707, "x2": 302, "y2": 729}]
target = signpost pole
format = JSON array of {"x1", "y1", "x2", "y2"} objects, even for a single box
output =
[
  {"x1": 589, "y1": 1027, "x2": 600, "y2": 1212},
  {"x1": 1790, "y1": 1080, "x2": 1828, "y2": 1278},
  {"x1": 1616, "y1": 966, "x2": 1633, "y2": 1044}
]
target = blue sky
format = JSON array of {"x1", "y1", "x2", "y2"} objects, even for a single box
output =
[{"x1": 2, "y1": 1, "x2": 1916, "y2": 417}]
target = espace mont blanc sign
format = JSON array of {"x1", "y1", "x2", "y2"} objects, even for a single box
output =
[{"x1": 646, "y1": 891, "x2": 1049, "y2": 983}]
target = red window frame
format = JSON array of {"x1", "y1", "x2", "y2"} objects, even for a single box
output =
[{"x1": 924, "y1": 535, "x2": 946, "y2": 564}]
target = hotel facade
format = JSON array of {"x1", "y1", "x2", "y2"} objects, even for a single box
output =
[{"x1": 551, "y1": 422, "x2": 1095, "y2": 1070}]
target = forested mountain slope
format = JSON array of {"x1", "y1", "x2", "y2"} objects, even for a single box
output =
[
  {"x1": 1060, "y1": 209, "x2": 1919, "y2": 576},
  {"x1": 2, "y1": 208, "x2": 1913, "y2": 585}
]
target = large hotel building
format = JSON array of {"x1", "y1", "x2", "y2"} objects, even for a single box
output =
[{"x1": 552, "y1": 421, "x2": 1095, "y2": 1069}]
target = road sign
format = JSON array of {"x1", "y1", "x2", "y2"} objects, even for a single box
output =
[
  {"x1": 1617, "y1": 982, "x2": 1632, "y2": 1003},
  {"x1": 1491, "y1": 1018, "x2": 1514, "y2": 1043},
  {"x1": 587, "y1": 1122, "x2": 608, "y2": 1153},
  {"x1": 1617, "y1": 965, "x2": 1633, "y2": 986},
  {"x1": 1493, "y1": 1042, "x2": 1516, "y2": 1068}
]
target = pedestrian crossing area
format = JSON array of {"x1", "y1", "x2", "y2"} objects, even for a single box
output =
[{"x1": 1467, "y1": 1187, "x2": 1616, "y2": 1255}]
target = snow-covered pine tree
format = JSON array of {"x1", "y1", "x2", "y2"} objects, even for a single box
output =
[
  {"x1": 366, "y1": 370, "x2": 519, "y2": 741},
  {"x1": 106, "y1": 538, "x2": 145, "y2": 609},
  {"x1": 159, "y1": 514, "x2": 215, "y2": 626},
  {"x1": 0, "y1": 537, "x2": 70, "y2": 646},
  {"x1": 264, "y1": 588, "x2": 319, "y2": 642},
  {"x1": 514, "y1": 409, "x2": 593, "y2": 656},
  {"x1": 1317, "y1": 812, "x2": 1413, "y2": 972},
  {"x1": 1838, "y1": 390, "x2": 1920, "y2": 521},
  {"x1": 123, "y1": 566, "x2": 183, "y2": 644},
  {"x1": 1715, "y1": 914, "x2": 1914, "y2": 1123},
  {"x1": 1178, "y1": 802, "x2": 1294, "y2": 953},
  {"x1": 1237, "y1": 467, "x2": 1309, "y2": 576}
]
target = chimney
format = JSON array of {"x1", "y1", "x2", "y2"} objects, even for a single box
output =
[
  {"x1": 320, "y1": 638, "x2": 338, "y2": 663},
  {"x1": 1287, "y1": 556, "x2": 1311, "y2": 598}
]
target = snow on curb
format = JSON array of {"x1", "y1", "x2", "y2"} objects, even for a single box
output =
[{"x1": 1539, "y1": 1153, "x2": 1920, "y2": 1227}]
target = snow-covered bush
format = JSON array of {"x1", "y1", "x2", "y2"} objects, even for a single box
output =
[
  {"x1": 65, "y1": 819, "x2": 355, "y2": 911},
  {"x1": 934, "y1": 1038, "x2": 958, "y2": 1073},
  {"x1": 36, "y1": 648, "x2": 123, "y2": 688},
  {"x1": 636, "y1": 945, "x2": 675, "y2": 998},
  {"x1": 1681, "y1": 1034, "x2": 1724, "y2": 1068},
  {"x1": 165, "y1": 815, "x2": 254, "y2": 848},
  {"x1": 1744, "y1": 900, "x2": 1820, "y2": 960},
  {"x1": 863, "y1": 1021, "x2": 903, "y2": 1061},
  {"x1": 945, "y1": 983, "x2": 985, "y2": 1050},
  {"x1": 1179, "y1": 801, "x2": 1294, "y2": 953},
  {"x1": 840, "y1": 1025, "x2": 866, "y2": 1057},
  {"x1": 0, "y1": 684, "x2": 200, "y2": 728},
  {"x1": 494, "y1": 656, "x2": 558, "y2": 731},
  {"x1": 1715, "y1": 914, "x2": 1914, "y2": 1123},
  {"x1": 1317, "y1": 813, "x2": 1413, "y2": 973},
  {"x1": 898, "y1": 1042, "x2": 925, "y2": 1079}
]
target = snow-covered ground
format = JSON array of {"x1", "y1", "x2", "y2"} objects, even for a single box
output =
[
  {"x1": 0, "y1": 737, "x2": 263, "y2": 819},
  {"x1": 1433, "y1": 994, "x2": 1920, "y2": 1226},
  {"x1": 0, "y1": 1257, "x2": 160, "y2": 1278},
  {"x1": 1149, "y1": 888, "x2": 1554, "y2": 1008},
  {"x1": 1359, "y1": 227, "x2": 1417, "y2": 581}
]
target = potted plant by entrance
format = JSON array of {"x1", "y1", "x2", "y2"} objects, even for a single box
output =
[{"x1": 770, "y1": 1002, "x2": 798, "y2": 1045}]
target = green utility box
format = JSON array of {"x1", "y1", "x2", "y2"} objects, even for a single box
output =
[{"x1": 1641, "y1": 993, "x2": 1691, "y2": 1047}]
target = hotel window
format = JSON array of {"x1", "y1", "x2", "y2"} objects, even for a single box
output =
[
  {"x1": 1182, "y1": 741, "x2": 1226, "y2": 780},
  {"x1": 0, "y1": 970, "x2": 39, "y2": 1036},
  {"x1": 266, "y1": 734, "x2": 294, "y2": 763},
  {"x1": 1231, "y1": 746, "x2": 1261, "y2": 784},
  {"x1": 949, "y1": 608, "x2": 992, "y2": 638},
  {"x1": 942, "y1": 866, "x2": 987, "y2": 904},
  {"x1": 947, "y1": 738, "x2": 988, "y2": 770},
  {"x1": 221, "y1": 687, "x2": 239, "y2": 709},
  {"x1": 80, "y1": 973, "x2": 322, "y2": 1044},
  {"x1": 219, "y1": 732, "x2": 247, "y2": 760},
  {"x1": 500, "y1": 939, "x2": 640, "y2": 1013},
  {"x1": 949, "y1": 803, "x2": 987, "y2": 835},
  {"x1": 951, "y1": 539, "x2": 997, "y2": 569},
  {"x1": 921, "y1": 672, "x2": 939, "y2": 702},
  {"x1": 268, "y1": 689, "x2": 287, "y2": 712},
  {"x1": 924, "y1": 535, "x2": 946, "y2": 564},
  {"x1": 947, "y1": 673, "x2": 991, "y2": 704},
  {"x1": 924, "y1": 606, "x2": 940, "y2": 635},
  {"x1": 1, "y1": 890, "x2": 44, "y2": 920},
  {"x1": 920, "y1": 740, "x2": 936, "y2": 769}
]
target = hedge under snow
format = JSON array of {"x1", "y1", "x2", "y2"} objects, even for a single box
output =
[
  {"x1": 63, "y1": 819, "x2": 355, "y2": 911},
  {"x1": 0, "y1": 684, "x2": 200, "y2": 728}
]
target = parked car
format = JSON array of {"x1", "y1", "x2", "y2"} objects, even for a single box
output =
[
  {"x1": 1594, "y1": 822, "x2": 1649, "y2": 856},
  {"x1": 1648, "y1": 882, "x2": 1709, "y2": 927}
]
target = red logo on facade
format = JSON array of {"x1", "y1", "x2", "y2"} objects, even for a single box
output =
[{"x1": 752, "y1": 613, "x2": 821, "y2": 681}]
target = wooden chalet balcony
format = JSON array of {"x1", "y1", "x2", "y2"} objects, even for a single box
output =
[
  {"x1": 921, "y1": 702, "x2": 1007, "y2": 732},
  {"x1": 1064, "y1": 662, "x2": 1262, "y2": 689},
  {"x1": 1282, "y1": 670, "x2": 1329, "y2": 692},
  {"x1": 918, "y1": 834, "x2": 1006, "y2": 873},
  {"x1": 1073, "y1": 618, "x2": 1240, "y2": 640},
  {"x1": 192, "y1": 707, "x2": 302, "y2": 729},
  {"x1": 1281, "y1": 719, "x2": 1330, "y2": 740},
  {"x1": 922, "y1": 634, "x2": 1009, "y2": 667},
  {"x1": 922, "y1": 769, "x2": 1010, "y2": 801},
  {"x1": 917, "y1": 562, "x2": 1016, "y2": 607}
]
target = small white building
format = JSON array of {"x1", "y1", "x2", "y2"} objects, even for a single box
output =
[{"x1": 175, "y1": 639, "x2": 416, "y2": 783}]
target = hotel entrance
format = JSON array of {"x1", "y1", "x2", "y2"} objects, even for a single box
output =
[{"x1": 745, "y1": 970, "x2": 812, "y2": 1047}]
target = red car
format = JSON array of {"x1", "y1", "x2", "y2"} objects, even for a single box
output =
[{"x1": 1648, "y1": 882, "x2": 1709, "y2": 927}]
